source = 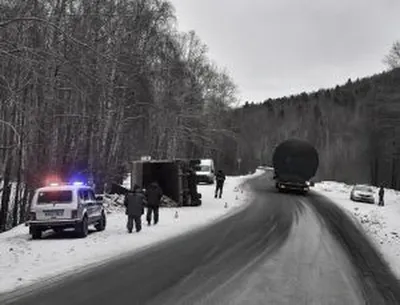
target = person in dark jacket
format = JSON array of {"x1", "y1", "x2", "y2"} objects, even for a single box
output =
[
  {"x1": 145, "y1": 182, "x2": 163, "y2": 225},
  {"x1": 215, "y1": 170, "x2": 226, "y2": 199},
  {"x1": 378, "y1": 185, "x2": 385, "y2": 206},
  {"x1": 124, "y1": 184, "x2": 147, "y2": 233}
]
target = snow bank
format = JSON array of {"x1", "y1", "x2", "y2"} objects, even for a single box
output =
[
  {"x1": 314, "y1": 181, "x2": 400, "y2": 278},
  {"x1": 0, "y1": 170, "x2": 264, "y2": 294}
]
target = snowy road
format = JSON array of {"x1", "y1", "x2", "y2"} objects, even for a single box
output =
[{"x1": 2, "y1": 172, "x2": 400, "y2": 304}]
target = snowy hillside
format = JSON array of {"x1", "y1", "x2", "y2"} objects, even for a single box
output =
[
  {"x1": 315, "y1": 181, "x2": 400, "y2": 278},
  {"x1": 0, "y1": 171, "x2": 262, "y2": 294}
]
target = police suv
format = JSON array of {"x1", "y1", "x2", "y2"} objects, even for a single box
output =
[{"x1": 27, "y1": 182, "x2": 106, "y2": 239}]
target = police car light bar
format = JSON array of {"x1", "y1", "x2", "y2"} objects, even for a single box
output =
[{"x1": 47, "y1": 182, "x2": 85, "y2": 187}]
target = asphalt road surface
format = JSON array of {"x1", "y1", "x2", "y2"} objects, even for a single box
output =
[{"x1": 2, "y1": 172, "x2": 400, "y2": 305}]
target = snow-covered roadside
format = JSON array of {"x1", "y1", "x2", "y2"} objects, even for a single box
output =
[
  {"x1": 0, "y1": 170, "x2": 263, "y2": 294},
  {"x1": 314, "y1": 181, "x2": 400, "y2": 278}
]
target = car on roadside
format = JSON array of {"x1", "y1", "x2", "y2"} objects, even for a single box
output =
[
  {"x1": 350, "y1": 184, "x2": 375, "y2": 204},
  {"x1": 195, "y1": 159, "x2": 215, "y2": 184},
  {"x1": 27, "y1": 182, "x2": 106, "y2": 239}
]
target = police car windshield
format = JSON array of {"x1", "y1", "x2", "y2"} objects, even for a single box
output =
[{"x1": 37, "y1": 191, "x2": 73, "y2": 204}]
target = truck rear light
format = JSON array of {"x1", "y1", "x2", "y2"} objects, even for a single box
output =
[
  {"x1": 29, "y1": 212, "x2": 36, "y2": 221},
  {"x1": 71, "y1": 210, "x2": 78, "y2": 219}
]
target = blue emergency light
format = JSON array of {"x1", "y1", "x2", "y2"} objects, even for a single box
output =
[
  {"x1": 44, "y1": 173, "x2": 90, "y2": 187},
  {"x1": 68, "y1": 173, "x2": 88, "y2": 185}
]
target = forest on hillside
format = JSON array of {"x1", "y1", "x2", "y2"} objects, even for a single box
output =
[
  {"x1": 0, "y1": 0, "x2": 237, "y2": 231},
  {"x1": 234, "y1": 67, "x2": 400, "y2": 187},
  {"x1": 1, "y1": 0, "x2": 399, "y2": 232}
]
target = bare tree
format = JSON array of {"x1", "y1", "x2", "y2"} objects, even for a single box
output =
[{"x1": 0, "y1": 0, "x2": 239, "y2": 231}]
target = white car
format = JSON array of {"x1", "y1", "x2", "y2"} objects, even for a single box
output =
[
  {"x1": 27, "y1": 182, "x2": 106, "y2": 239},
  {"x1": 195, "y1": 159, "x2": 215, "y2": 184},
  {"x1": 350, "y1": 185, "x2": 375, "y2": 204}
]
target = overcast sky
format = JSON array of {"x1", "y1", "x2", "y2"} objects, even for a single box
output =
[{"x1": 169, "y1": 0, "x2": 400, "y2": 102}]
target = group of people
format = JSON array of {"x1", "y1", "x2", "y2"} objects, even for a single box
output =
[
  {"x1": 123, "y1": 182, "x2": 163, "y2": 233},
  {"x1": 123, "y1": 169, "x2": 226, "y2": 233}
]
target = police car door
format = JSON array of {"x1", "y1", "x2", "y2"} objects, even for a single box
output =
[
  {"x1": 78, "y1": 189, "x2": 93, "y2": 220},
  {"x1": 88, "y1": 189, "x2": 101, "y2": 218}
]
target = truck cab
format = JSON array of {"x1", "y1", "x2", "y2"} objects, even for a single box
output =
[{"x1": 275, "y1": 175, "x2": 308, "y2": 192}]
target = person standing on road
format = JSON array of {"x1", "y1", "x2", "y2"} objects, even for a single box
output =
[
  {"x1": 145, "y1": 181, "x2": 163, "y2": 225},
  {"x1": 124, "y1": 184, "x2": 147, "y2": 233},
  {"x1": 215, "y1": 169, "x2": 226, "y2": 199},
  {"x1": 378, "y1": 185, "x2": 385, "y2": 206}
]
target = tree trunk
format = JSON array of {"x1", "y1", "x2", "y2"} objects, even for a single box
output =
[{"x1": 0, "y1": 156, "x2": 12, "y2": 232}]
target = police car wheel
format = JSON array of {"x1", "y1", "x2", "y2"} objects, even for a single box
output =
[
  {"x1": 76, "y1": 216, "x2": 89, "y2": 238},
  {"x1": 95, "y1": 212, "x2": 106, "y2": 231}
]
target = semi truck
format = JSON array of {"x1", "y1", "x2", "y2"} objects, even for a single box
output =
[{"x1": 272, "y1": 139, "x2": 319, "y2": 193}]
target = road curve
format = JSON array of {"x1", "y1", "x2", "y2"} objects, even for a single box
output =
[{"x1": 1, "y1": 173, "x2": 400, "y2": 304}]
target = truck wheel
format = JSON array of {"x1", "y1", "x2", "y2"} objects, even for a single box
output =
[
  {"x1": 31, "y1": 227, "x2": 42, "y2": 240},
  {"x1": 76, "y1": 216, "x2": 89, "y2": 238},
  {"x1": 53, "y1": 227, "x2": 63, "y2": 234},
  {"x1": 95, "y1": 212, "x2": 106, "y2": 231}
]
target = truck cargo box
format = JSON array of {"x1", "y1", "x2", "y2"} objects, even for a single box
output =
[
  {"x1": 130, "y1": 159, "x2": 201, "y2": 207},
  {"x1": 273, "y1": 139, "x2": 319, "y2": 192}
]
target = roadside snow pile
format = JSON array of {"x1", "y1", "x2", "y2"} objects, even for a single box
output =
[
  {"x1": 316, "y1": 181, "x2": 353, "y2": 194},
  {"x1": 0, "y1": 170, "x2": 263, "y2": 294},
  {"x1": 314, "y1": 181, "x2": 400, "y2": 278}
]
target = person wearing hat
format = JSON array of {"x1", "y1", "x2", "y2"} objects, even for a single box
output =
[
  {"x1": 145, "y1": 181, "x2": 163, "y2": 225},
  {"x1": 124, "y1": 184, "x2": 147, "y2": 233}
]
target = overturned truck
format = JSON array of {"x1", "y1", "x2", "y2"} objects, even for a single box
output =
[
  {"x1": 130, "y1": 159, "x2": 202, "y2": 207},
  {"x1": 273, "y1": 139, "x2": 319, "y2": 194}
]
